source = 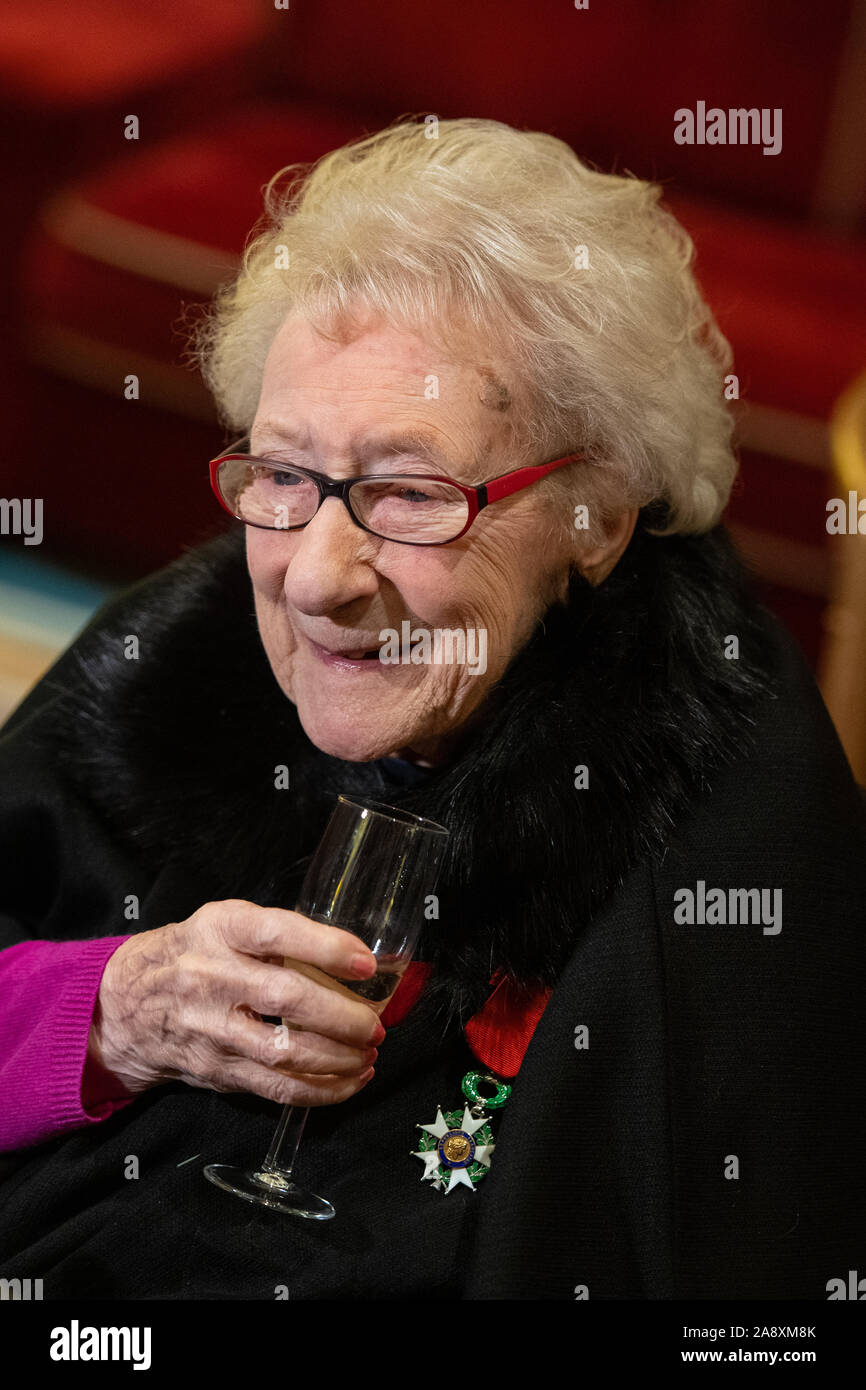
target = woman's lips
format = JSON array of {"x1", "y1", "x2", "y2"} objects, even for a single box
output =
[{"x1": 306, "y1": 638, "x2": 386, "y2": 672}]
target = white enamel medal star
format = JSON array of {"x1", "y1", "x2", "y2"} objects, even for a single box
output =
[{"x1": 411, "y1": 1071, "x2": 511, "y2": 1194}]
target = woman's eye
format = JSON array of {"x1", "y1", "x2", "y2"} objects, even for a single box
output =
[
  {"x1": 271, "y1": 470, "x2": 306, "y2": 486},
  {"x1": 397, "y1": 487, "x2": 433, "y2": 504}
]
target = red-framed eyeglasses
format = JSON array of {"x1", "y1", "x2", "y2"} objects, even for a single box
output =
[{"x1": 209, "y1": 439, "x2": 584, "y2": 546}]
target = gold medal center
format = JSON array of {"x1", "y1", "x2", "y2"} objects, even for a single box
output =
[{"x1": 443, "y1": 1133, "x2": 471, "y2": 1163}]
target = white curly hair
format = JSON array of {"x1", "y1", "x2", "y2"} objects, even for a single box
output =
[{"x1": 191, "y1": 115, "x2": 737, "y2": 546}]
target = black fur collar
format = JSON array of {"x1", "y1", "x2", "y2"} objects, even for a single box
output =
[{"x1": 46, "y1": 520, "x2": 776, "y2": 1029}]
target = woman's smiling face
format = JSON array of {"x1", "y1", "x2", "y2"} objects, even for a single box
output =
[{"x1": 245, "y1": 311, "x2": 581, "y2": 765}]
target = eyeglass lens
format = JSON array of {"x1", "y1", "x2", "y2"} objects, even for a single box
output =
[{"x1": 217, "y1": 459, "x2": 470, "y2": 543}]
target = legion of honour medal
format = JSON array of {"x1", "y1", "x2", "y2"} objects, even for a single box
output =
[{"x1": 411, "y1": 1070, "x2": 512, "y2": 1193}]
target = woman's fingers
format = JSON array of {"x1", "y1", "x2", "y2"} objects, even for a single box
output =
[
  {"x1": 219, "y1": 1008, "x2": 379, "y2": 1077},
  {"x1": 232, "y1": 958, "x2": 385, "y2": 1047},
  {"x1": 184, "y1": 948, "x2": 384, "y2": 1048},
  {"x1": 216, "y1": 899, "x2": 377, "y2": 980},
  {"x1": 196, "y1": 1053, "x2": 376, "y2": 1109}
]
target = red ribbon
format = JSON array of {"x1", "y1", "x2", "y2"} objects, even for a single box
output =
[{"x1": 380, "y1": 961, "x2": 551, "y2": 1079}]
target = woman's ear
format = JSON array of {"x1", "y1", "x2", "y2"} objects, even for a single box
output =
[{"x1": 573, "y1": 508, "x2": 639, "y2": 587}]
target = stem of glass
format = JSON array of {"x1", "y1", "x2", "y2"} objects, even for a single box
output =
[{"x1": 256, "y1": 1104, "x2": 309, "y2": 1184}]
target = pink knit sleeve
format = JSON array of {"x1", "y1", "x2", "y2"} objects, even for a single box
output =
[{"x1": 0, "y1": 935, "x2": 136, "y2": 1151}]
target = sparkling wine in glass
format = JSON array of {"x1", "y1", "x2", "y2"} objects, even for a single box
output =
[{"x1": 203, "y1": 794, "x2": 449, "y2": 1218}]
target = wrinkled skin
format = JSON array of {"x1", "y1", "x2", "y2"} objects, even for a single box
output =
[
  {"x1": 246, "y1": 311, "x2": 633, "y2": 766},
  {"x1": 91, "y1": 901, "x2": 382, "y2": 1107}
]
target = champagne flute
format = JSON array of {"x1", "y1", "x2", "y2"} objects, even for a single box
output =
[{"x1": 203, "y1": 794, "x2": 449, "y2": 1218}]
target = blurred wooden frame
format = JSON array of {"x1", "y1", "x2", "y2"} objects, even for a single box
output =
[{"x1": 819, "y1": 369, "x2": 866, "y2": 785}]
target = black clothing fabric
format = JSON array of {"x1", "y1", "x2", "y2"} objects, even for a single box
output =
[
  {"x1": 0, "y1": 520, "x2": 864, "y2": 1300},
  {"x1": 373, "y1": 757, "x2": 432, "y2": 788}
]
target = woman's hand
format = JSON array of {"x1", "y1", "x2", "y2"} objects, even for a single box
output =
[{"x1": 87, "y1": 900, "x2": 384, "y2": 1108}]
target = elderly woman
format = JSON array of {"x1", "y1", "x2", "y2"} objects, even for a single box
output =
[{"x1": 1, "y1": 117, "x2": 864, "y2": 1302}]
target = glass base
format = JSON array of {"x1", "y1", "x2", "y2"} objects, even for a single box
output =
[{"x1": 203, "y1": 1163, "x2": 335, "y2": 1219}]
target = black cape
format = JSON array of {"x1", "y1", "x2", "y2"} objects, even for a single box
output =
[{"x1": 1, "y1": 521, "x2": 864, "y2": 1299}]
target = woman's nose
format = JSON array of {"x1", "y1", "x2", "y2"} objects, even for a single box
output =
[{"x1": 282, "y1": 496, "x2": 381, "y2": 614}]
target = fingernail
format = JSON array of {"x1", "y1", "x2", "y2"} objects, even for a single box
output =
[
  {"x1": 359, "y1": 1066, "x2": 375, "y2": 1083},
  {"x1": 371, "y1": 1022, "x2": 386, "y2": 1045},
  {"x1": 351, "y1": 954, "x2": 376, "y2": 977},
  {"x1": 362, "y1": 1047, "x2": 379, "y2": 1065}
]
